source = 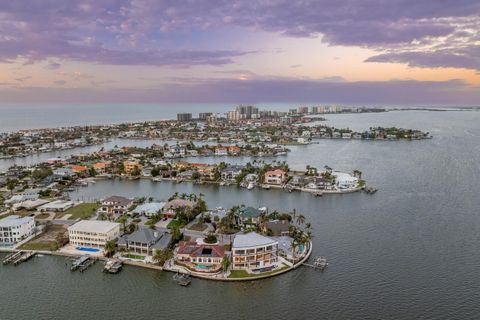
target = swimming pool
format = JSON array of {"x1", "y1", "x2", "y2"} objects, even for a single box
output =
[
  {"x1": 76, "y1": 247, "x2": 100, "y2": 253},
  {"x1": 195, "y1": 264, "x2": 211, "y2": 269}
]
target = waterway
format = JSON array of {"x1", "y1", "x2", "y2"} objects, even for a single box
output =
[{"x1": 1, "y1": 110, "x2": 480, "y2": 319}]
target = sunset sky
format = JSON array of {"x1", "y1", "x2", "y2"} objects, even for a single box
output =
[{"x1": 0, "y1": 1, "x2": 479, "y2": 105}]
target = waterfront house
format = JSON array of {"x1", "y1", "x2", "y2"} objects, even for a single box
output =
[
  {"x1": 220, "y1": 165, "x2": 243, "y2": 182},
  {"x1": 162, "y1": 199, "x2": 197, "y2": 218},
  {"x1": 130, "y1": 202, "x2": 166, "y2": 217},
  {"x1": 238, "y1": 206, "x2": 263, "y2": 226},
  {"x1": 262, "y1": 220, "x2": 290, "y2": 237},
  {"x1": 175, "y1": 241, "x2": 225, "y2": 272},
  {"x1": 93, "y1": 161, "x2": 112, "y2": 174},
  {"x1": 70, "y1": 165, "x2": 88, "y2": 175},
  {"x1": 99, "y1": 196, "x2": 133, "y2": 216},
  {"x1": 124, "y1": 160, "x2": 142, "y2": 175},
  {"x1": 38, "y1": 200, "x2": 75, "y2": 212},
  {"x1": 117, "y1": 227, "x2": 172, "y2": 256},
  {"x1": 228, "y1": 145, "x2": 241, "y2": 155},
  {"x1": 264, "y1": 169, "x2": 287, "y2": 185},
  {"x1": 215, "y1": 147, "x2": 228, "y2": 156},
  {"x1": 332, "y1": 172, "x2": 358, "y2": 189},
  {"x1": 0, "y1": 215, "x2": 35, "y2": 247},
  {"x1": 232, "y1": 232, "x2": 278, "y2": 271},
  {"x1": 68, "y1": 220, "x2": 121, "y2": 249}
]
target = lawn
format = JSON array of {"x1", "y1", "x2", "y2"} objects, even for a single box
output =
[
  {"x1": 64, "y1": 203, "x2": 100, "y2": 220},
  {"x1": 35, "y1": 213, "x2": 51, "y2": 219},
  {"x1": 20, "y1": 225, "x2": 67, "y2": 251},
  {"x1": 124, "y1": 253, "x2": 145, "y2": 260},
  {"x1": 228, "y1": 264, "x2": 290, "y2": 279},
  {"x1": 167, "y1": 219, "x2": 182, "y2": 229},
  {"x1": 189, "y1": 222, "x2": 207, "y2": 232}
]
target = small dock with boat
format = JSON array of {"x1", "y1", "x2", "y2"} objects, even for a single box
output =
[
  {"x1": 103, "y1": 259, "x2": 123, "y2": 274},
  {"x1": 173, "y1": 273, "x2": 192, "y2": 286},
  {"x1": 302, "y1": 256, "x2": 328, "y2": 271},
  {"x1": 70, "y1": 255, "x2": 96, "y2": 272}
]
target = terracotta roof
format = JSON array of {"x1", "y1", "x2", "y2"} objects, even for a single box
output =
[{"x1": 177, "y1": 241, "x2": 225, "y2": 258}]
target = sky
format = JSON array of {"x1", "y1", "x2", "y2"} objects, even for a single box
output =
[{"x1": 0, "y1": 0, "x2": 479, "y2": 105}]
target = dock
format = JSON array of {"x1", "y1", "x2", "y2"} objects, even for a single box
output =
[
  {"x1": 70, "y1": 256, "x2": 90, "y2": 271},
  {"x1": 302, "y1": 256, "x2": 328, "y2": 270},
  {"x1": 13, "y1": 251, "x2": 36, "y2": 266},
  {"x1": 2, "y1": 251, "x2": 23, "y2": 265},
  {"x1": 103, "y1": 259, "x2": 123, "y2": 274},
  {"x1": 79, "y1": 258, "x2": 96, "y2": 272}
]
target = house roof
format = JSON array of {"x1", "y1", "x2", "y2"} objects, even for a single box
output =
[
  {"x1": 118, "y1": 228, "x2": 170, "y2": 248},
  {"x1": 239, "y1": 206, "x2": 262, "y2": 218},
  {"x1": 67, "y1": 220, "x2": 120, "y2": 233},
  {"x1": 102, "y1": 196, "x2": 132, "y2": 206},
  {"x1": 233, "y1": 232, "x2": 277, "y2": 249},
  {"x1": 132, "y1": 202, "x2": 165, "y2": 214},
  {"x1": 164, "y1": 199, "x2": 195, "y2": 210},
  {"x1": 264, "y1": 220, "x2": 290, "y2": 234},
  {"x1": 0, "y1": 215, "x2": 34, "y2": 228},
  {"x1": 177, "y1": 241, "x2": 225, "y2": 258}
]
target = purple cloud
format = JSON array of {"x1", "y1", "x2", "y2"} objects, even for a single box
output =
[{"x1": 0, "y1": 1, "x2": 479, "y2": 69}]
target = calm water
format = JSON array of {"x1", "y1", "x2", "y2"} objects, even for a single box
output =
[{"x1": 1, "y1": 110, "x2": 480, "y2": 320}]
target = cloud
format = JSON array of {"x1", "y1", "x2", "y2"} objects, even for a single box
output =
[
  {"x1": 290, "y1": 64, "x2": 302, "y2": 68},
  {"x1": 54, "y1": 80, "x2": 66, "y2": 85},
  {"x1": 1, "y1": 77, "x2": 479, "y2": 106},
  {"x1": 14, "y1": 76, "x2": 31, "y2": 82},
  {"x1": 45, "y1": 62, "x2": 61, "y2": 70},
  {"x1": 0, "y1": 1, "x2": 478, "y2": 69}
]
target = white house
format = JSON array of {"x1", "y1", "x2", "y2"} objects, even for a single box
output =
[
  {"x1": 0, "y1": 215, "x2": 35, "y2": 247},
  {"x1": 333, "y1": 171, "x2": 359, "y2": 189},
  {"x1": 68, "y1": 220, "x2": 121, "y2": 249},
  {"x1": 232, "y1": 232, "x2": 278, "y2": 271}
]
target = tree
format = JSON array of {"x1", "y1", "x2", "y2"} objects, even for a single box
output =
[
  {"x1": 221, "y1": 256, "x2": 230, "y2": 272},
  {"x1": 118, "y1": 215, "x2": 128, "y2": 232},
  {"x1": 296, "y1": 214, "x2": 306, "y2": 226},
  {"x1": 88, "y1": 167, "x2": 96, "y2": 177},
  {"x1": 104, "y1": 240, "x2": 116, "y2": 257},
  {"x1": 204, "y1": 233, "x2": 217, "y2": 244},
  {"x1": 291, "y1": 239, "x2": 298, "y2": 267},
  {"x1": 153, "y1": 249, "x2": 173, "y2": 266}
]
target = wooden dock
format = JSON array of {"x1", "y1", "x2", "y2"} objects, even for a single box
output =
[{"x1": 13, "y1": 251, "x2": 36, "y2": 266}]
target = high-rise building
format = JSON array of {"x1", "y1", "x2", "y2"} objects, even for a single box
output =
[
  {"x1": 177, "y1": 113, "x2": 192, "y2": 121},
  {"x1": 297, "y1": 106, "x2": 309, "y2": 114},
  {"x1": 235, "y1": 105, "x2": 259, "y2": 119},
  {"x1": 227, "y1": 110, "x2": 241, "y2": 121},
  {"x1": 199, "y1": 112, "x2": 213, "y2": 120}
]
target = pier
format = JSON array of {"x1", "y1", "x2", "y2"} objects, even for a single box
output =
[{"x1": 302, "y1": 256, "x2": 328, "y2": 270}]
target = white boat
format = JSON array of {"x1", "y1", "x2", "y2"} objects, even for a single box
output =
[{"x1": 247, "y1": 182, "x2": 255, "y2": 190}]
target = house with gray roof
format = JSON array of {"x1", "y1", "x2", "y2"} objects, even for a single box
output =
[{"x1": 117, "y1": 227, "x2": 172, "y2": 256}]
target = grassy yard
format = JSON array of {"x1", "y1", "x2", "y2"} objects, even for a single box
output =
[
  {"x1": 35, "y1": 213, "x2": 51, "y2": 219},
  {"x1": 189, "y1": 222, "x2": 207, "y2": 232},
  {"x1": 167, "y1": 219, "x2": 181, "y2": 229},
  {"x1": 64, "y1": 203, "x2": 100, "y2": 220},
  {"x1": 124, "y1": 253, "x2": 145, "y2": 260},
  {"x1": 228, "y1": 264, "x2": 290, "y2": 279},
  {"x1": 20, "y1": 225, "x2": 67, "y2": 251}
]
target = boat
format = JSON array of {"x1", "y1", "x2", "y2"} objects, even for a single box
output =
[
  {"x1": 261, "y1": 185, "x2": 270, "y2": 190},
  {"x1": 314, "y1": 256, "x2": 328, "y2": 270},
  {"x1": 173, "y1": 273, "x2": 192, "y2": 286},
  {"x1": 103, "y1": 259, "x2": 123, "y2": 274},
  {"x1": 70, "y1": 256, "x2": 90, "y2": 271},
  {"x1": 247, "y1": 182, "x2": 255, "y2": 190}
]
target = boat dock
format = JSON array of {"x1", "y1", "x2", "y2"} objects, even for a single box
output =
[
  {"x1": 13, "y1": 251, "x2": 36, "y2": 266},
  {"x1": 2, "y1": 251, "x2": 36, "y2": 266},
  {"x1": 70, "y1": 256, "x2": 90, "y2": 271},
  {"x1": 302, "y1": 256, "x2": 328, "y2": 270},
  {"x1": 173, "y1": 273, "x2": 192, "y2": 286},
  {"x1": 103, "y1": 259, "x2": 123, "y2": 274},
  {"x1": 2, "y1": 251, "x2": 23, "y2": 265}
]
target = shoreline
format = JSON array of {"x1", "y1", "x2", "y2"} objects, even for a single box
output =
[{"x1": 0, "y1": 240, "x2": 313, "y2": 282}]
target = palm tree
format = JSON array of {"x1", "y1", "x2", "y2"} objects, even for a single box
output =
[
  {"x1": 291, "y1": 239, "x2": 298, "y2": 267},
  {"x1": 296, "y1": 214, "x2": 306, "y2": 226},
  {"x1": 221, "y1": 256, "x2": 230, "y2": 273},
  {"x1": 104, "y1": 240, "x2": 116, "y2": 257},
  {"x1": 290, "y1": 209, "x2": 297, "y2": 224}
]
